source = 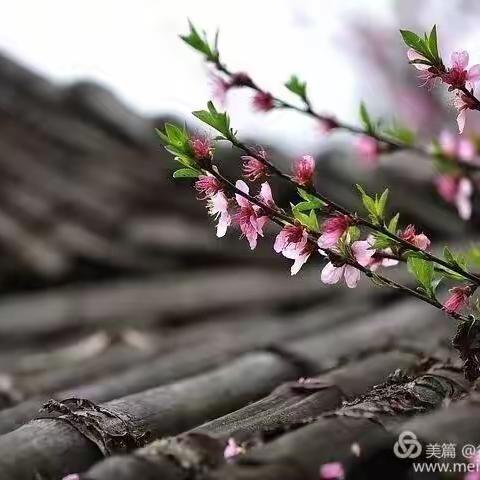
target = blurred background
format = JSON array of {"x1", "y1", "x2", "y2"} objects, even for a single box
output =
[{"x1": 0, "y1": 0, "x2": 478, "y2": 425}]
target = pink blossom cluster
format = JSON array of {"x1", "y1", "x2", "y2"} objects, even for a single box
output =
[
  {"x1": 194, "y1": 148, "x2": 437, "y2": 292},
  {"x1": 211, "y1": 72, "x2": 275, "y2": 112},
  {"x1": 211, "y1": 72, "x2": 253, "y2": 105},
  {"x1": 409, "y1": 50, "x2": 480, "y2": 132},
  {"x1": 434, "y1": 131, "x2": 477, "y2": 220},
  {"x1": 187, "y1": 135, "x2": 469, "y2": 315},
  {"x1": 443, "y1": 285, "x2": 472, "y2": 314}
]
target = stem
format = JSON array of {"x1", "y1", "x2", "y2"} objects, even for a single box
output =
[
  {"x1": 458, "y1": 85, "x2": 480, "y2": 111},
  {"x1": 227, "y1": 136, "x2": 480, "y2": 287},
  {"x1": 214, "y1": 60, "x2": 480, "y2": 173},
  {"x1": 205, "y1": 166, "x2": 470, "y2": 323}
]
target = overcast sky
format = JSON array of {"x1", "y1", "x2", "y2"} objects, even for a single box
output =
[{"x1": 0, "y1": 0, "x2": 394, "y2": 152}]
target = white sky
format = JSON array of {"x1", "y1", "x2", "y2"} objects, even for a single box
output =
[{"x1": 0, "y1": 0, "x2": 394, "y2": 152}]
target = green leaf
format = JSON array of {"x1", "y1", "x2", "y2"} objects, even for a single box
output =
[
  {"x1": 383, "y1": 124, "x2": 416, "y2": 146},
  {"x1": 285, "y1": 75, "x2": 307, "y2": 100},
  {"x1": 173, "y1": 168, "x2": 202, "y2": 178},
  {"x1": 373, "y1": 234, "x2": 394, "y2": 250},
  {"x1": 465, "y1": 245, "x2": 480, "y2": 269},
  {"x1": 407, "y1": 256, "x2": 436, "y2": 298},
  {"x1": 348, "y1": 226, "x2": 361, "y2": 242},
  {"x1": 359, "y1": 102, "x2": 375, "y2": 134},
  {"x1": 296, "y1": 188, "x2": 326, "y2": 208},
  {"x1": 356, "y1": 184, "x2": 379, "y2": 223},
  {"x1": 157, "y1": 123, "x2": 191, "y2": 155},
  {"x1": 292, "y1": 209, "x2": 319, "y2": 232},
  {"x1": 180, "y1": 21, "x2": 218, "y2": 61},
  {"x1": 443, "y1": 246, "x2": 468, "y2": 272},
  {"x1": 165, "y1": 123, "x2": 187, "y2": 148},
  {"x1": 399, "y1": 29, "x2": 429, "y2": 58},
  {"x1": 388, "y1": 213, "x2": 400, "y2": 234},
  {"x1": 173, "y1": 154, "x2": 197, "y2": 169},
  {"x1": 155, "y1": 128, "x2": 169, "y2": 144},
  {"x1": 376, "y1": 188, "x2": 389, "y2": 220},
  {"x1": 292, "y1": 200, "x2": 323, "y2": 213},
  {"x1": 193, "y1": 101, "x2": 232, "y2": 138},
  {"x1": 158, "y1": 123, "x2": 198, "y2": 168},
  {"x1": 428, "y1": 25, "x2": 439, "y2": 61}
]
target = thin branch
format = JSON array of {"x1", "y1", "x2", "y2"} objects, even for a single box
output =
[
  {"x1": 226, "y1": 136, "x2": 480, "y2": 287},
  {"x1": 204, "y1": 166, "x2": 470, "y2": 323},
  {"x1": 213, "y1": 60, "x2": 480, "y2": 173}
]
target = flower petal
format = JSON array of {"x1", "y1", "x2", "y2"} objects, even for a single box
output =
[
  {"x1": 246, "y1": 229, "x2": 258, "y2": 250},
  {"x1": 216, "y1": 212, "x2": 231, "y2": 237},
  {"x1": 255, "y1": 215, "x2": 268, "y2": 235},
  {"x1": 458, "y1": 139, "x2": 476, "y2": 161},
  {"x1": 456, "y1": 178, "x2": 473, "y2": 220},
  {"x1": 351, "y1": 240, "x2": 375, "y2": 266},
  {"x1": 439, "y1": 130, "x2": 456, "y2": 157},
  {"x1": 457, "y1": 110, "x2": 466, "y2": 134},
  {"x1": 344, "y1": 266, "x2": 361, "y2": 288},
  {"x1": 274, "y1": 230, "x2": 289, "y2": 253},
  {"x1": 456, "y1": 192, "x2": 472, "y2": 220},
  {"x1": 468, "y1": 64, "x2": 480, "y2": 83},
  {"x1": 321, "y1": 263, "x2": 344, "y2": 285},
  {"x1": 235, "y1": 180, "x2": 250, "y2": 207},
  {"x1": 259, "y1": 182, "x2": 275, "y2": 207},
  {"x1": 318, "y1": 230, "x2": 341, "y2": 249},
  {"x1": 451, "y1": 50, "x2": 469, "y2": 70},
  {"x1": 290, "y1": 252, "x2": 311, "y2": 275},
  {"x1": 407, "y1": 48, "x2": 430, "y2": 70}
]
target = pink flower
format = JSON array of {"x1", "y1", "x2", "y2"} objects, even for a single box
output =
[
  {"x1": 435, "y1": 175, "x2": 473, "y2": 220},
  {"x1": 442, "y1": 51, "x2": 480, "y2": 90},
  {"x1": 320, "y1": 461, "x2": 345, "y2": 480},
  {"x1": 320, "y1": 240, "x2": 374, "y2": 289},
  {"x1": 407, "y1": 49, "x2": 438, "y2": 85},
  {"x1": 456, "y1": 178, "x2": 474, "y2": 220},
  {"x1": 292, "y1": 154, "x2": 315, "y2": 186},
  {"x1": 195, "y1": 174, "x2": 222, "y2": 199},
  {"x1": 274, "y1": 224, "x2": 313, "y2": 274},
  {"x1": 439, "y1": 130, "x2": 476, "y2": 162},
  {"x1": 366, "y1": 235, "x2": 398, "y2": 271},
  {"x1": 454, "y1": 90, "x2": 478, "y2": 134},
  {"x1": 258, "y1": 181, "x2": 276, "y2": 208},
  {"x1": 233, "y1": 180, "x2": 272, "y2": 249},
  {"x1": 224, "y1": 438, "x2": 245, "y2": 459},
  {"x1": 399, "y1": 225, "x2": 431, "y2": 251},
  {"x1": 274, "y1": 224, "x2": 308, "y2": 255},
  {"x1": 207, "y1": 191, "x2": 232, "y2": 238},
  {"x1": 407, "y1": 49, "x2": 431, "y2": 71},
  {"x1": 355, "y1": 136, "x2": 380, "y2": 168},
  {"x1": 443, "y1": 285, "x2": 472, "y2": 314},
  {"x1": 284, "y1": 242, "x2": 315, "y2": 275},
  {"x1": 63, "y1": 475, "x2": 80, "y2": 480},
  {"x1": 252, "y1": 91, "x2": 275, "y2": 112},
  {"x1": 242, "y1": 154, "x2": 269, "y2": 182},
  {"x1": 318, "y1": 215, "x2": 350, "y2": 249},
  {"x1": 210, "y1": 72, "x2": 254, "y2": 104},
  {"x1": 190, "y1": 135, "x2": 213, "y2": 162},
  {"x1": 435, "y1": 175, "x2": 458, "y2": 203},
  {"x1": 210, "y1": 73, "x2": 231, "y2": 105}
]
